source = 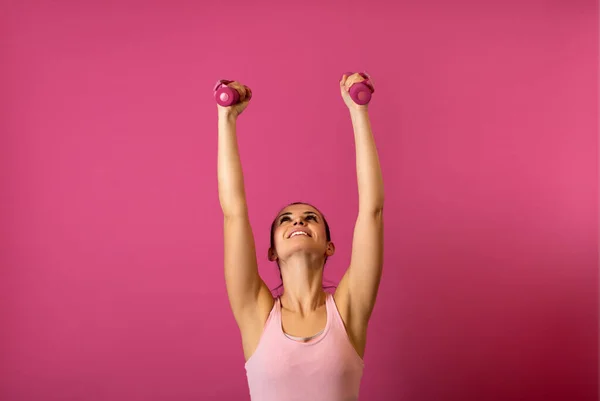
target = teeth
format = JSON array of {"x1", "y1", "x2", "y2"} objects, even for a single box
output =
[{"x1": 290, "y1": 231, "x2": 308, "y2": 238}]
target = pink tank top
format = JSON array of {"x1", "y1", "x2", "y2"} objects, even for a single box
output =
[{"x1": 245, "y1": 293, "x2": 365, "y2": 401}]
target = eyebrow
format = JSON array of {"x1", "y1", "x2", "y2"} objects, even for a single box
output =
[{"x1": 277, "y1": 211, "x2": 319, "y2": 219}]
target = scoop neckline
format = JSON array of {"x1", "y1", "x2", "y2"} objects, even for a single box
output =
[{"x1": 278, "y1": 293, "x2": 331, "y2": 345}]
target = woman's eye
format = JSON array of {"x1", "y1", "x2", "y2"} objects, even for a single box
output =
[
  {"x1": 306, "y1": 215, "x2": 317, "y2": 221},
  {"x1": 280, "y1": 216, "x2": 290, "y2": 224}
]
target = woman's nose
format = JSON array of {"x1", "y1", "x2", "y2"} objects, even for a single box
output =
[{"x1": 293, "y1": 219, "x2": 305, "y2": 226}]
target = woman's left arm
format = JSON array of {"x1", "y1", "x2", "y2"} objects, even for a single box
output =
[{"x1": 337, "y1": 73, "x2": 385, "y2": 323}]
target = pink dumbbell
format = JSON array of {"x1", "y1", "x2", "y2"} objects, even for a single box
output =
[
  {"x1": 342, "y1": 71, "x2": 375, "y2": 105},
  {"x1": 214, "y1": 79, "x2": 249, "y2": 107}
]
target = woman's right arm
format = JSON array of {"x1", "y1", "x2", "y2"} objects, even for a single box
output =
[{"x1": 217, "y1": 85, "x2": 273, "y2": 329}]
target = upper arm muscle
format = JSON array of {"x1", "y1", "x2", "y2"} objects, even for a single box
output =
[
  {"x1": 337, "y1": 210, "x2": 384, "y2": 323},
  {"x1": 223, "y1": 213, "x2": 273, "y2": 326}
]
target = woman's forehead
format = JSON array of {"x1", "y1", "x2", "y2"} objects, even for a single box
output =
[{"x1": 279, "y1": 203, "x2": 320, "y2": 216}]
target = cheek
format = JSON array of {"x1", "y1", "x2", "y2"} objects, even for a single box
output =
[
  {"x1": 315, "y1": 226, "x2": 328, "y2": 241},
  {"x1": 273, "y1": 227, "x2": 285, "y2": 245}
]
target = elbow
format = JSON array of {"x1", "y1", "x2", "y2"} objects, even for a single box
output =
[
  {"x1": 359, "y1": 194, "x2": 384, "y2": 217},
  {"x1": 373, "y1": 205, "x2": 384, "y2": 220},
  {"x1": 360, "y1": 203, "x2": 384, "y2": 220}
]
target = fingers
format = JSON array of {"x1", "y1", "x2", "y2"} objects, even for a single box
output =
[
  {"x1": 340, "y1": 73, "x2": 365, "y2": 92},
  {"x1": 227, "y1": 81, "x2": 251, "y2": 101},
  {"x1": 234, "y1": 82, "x2": 247, "y2": 99},
  {"x1": 340, "y1": 75, "x2": 351, "y2": 94}
]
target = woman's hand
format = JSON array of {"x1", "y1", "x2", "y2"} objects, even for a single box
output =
[
  {"x1": 340, "y1": 73, "x2": 373, "y2": 112},
  {"x1": 217, "y1": 81, "x2": 252, "y2": 119}
]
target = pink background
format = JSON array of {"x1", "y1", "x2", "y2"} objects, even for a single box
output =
[{"x1": 1, "y1": 1, "x2": 598, "y2": 400}]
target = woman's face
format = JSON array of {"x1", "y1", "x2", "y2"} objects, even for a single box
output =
[{"x1": 269, "y1": 204, "x2": 333, "y2": 263}]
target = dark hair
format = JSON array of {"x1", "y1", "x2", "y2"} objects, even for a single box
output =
[{"x1": 269, "y1": 202, "x2": 335, "y2": 295}]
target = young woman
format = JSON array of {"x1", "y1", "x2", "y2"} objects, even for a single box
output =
[{"x1": 217, "y1": 73, "x2": 384, "y2": 401}]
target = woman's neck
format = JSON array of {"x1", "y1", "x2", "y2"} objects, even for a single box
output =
[{"x1": 279, "y1": 255, "x2": 326, "y2": 315}]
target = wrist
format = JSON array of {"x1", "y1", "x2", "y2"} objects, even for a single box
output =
[
  {"x1": 350, "y1": 107, "x2": 369, "y2": 120},
  {"x1": 218, "y1": 110, "x2": 238, "y2": 123}
]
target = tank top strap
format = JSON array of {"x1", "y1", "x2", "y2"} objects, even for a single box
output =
[
  {"x1": 274, "y1": 296, "x2": 283, "y2": 323},
  {"x1": 325, "y1": 292, "x2": 345, "y2": 331},
  {"x1": 258, "y1": 297, "x2": 280, "y2": 336}
]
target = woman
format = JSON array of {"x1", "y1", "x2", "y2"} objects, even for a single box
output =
[{"x1": 217, "y1": 73, "x2": 384, "y2": 401}]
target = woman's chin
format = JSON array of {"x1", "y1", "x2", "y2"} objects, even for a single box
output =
[{"x1": 280, "y1": 247, "x2": 324, "y2": 261}]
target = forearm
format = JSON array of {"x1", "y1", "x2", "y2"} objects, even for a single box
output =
[
  {"x1": 218, "y1": 113, "x2": 248, "y2": 216},
  {"x1": 350, "y1": 109, "x2": 384, "y2": 214}
]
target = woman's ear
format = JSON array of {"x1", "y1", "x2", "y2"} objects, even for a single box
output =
[
  {"x1": 268, "y1": 247, "x2": 278, "y2": 262},
  {"x1": 326, "y1": 242, "x2": 335, "y2": 257}
]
